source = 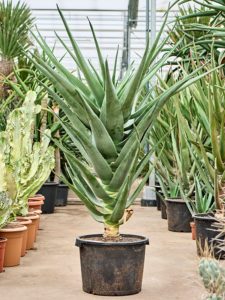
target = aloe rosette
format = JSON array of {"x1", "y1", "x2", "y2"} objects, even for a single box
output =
[
  {"x1": 0, "y1": 91, "x2": 55, "y2": 217},
  {"x1": 21, "y1": 6, "x2": 219, "y2": 239}
]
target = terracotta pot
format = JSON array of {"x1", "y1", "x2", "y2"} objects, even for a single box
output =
[
  {"x1": 17, "y1": 213, "x2": 39, "y2": 249},
  {"x1": 190, "y1": 222, "x2": 196, "y2": 240},
  {"x1": 29, "y1": 194, "x2": 45, "y2": 201},
  {"x1": 0, "y1": 238, "x2": 7, "y2": 272},
  {"x1": 0, "y1": 224, "x2": 27, "y2": 267},
  {"x1": 28, "y1": 198, "x2": 44, "y2": 210},
  {"x1": 28, "y1": 209, "x2": 42, "y2": 240},
  {"x1": 10, "y1": 220, "x2": 32, "y2": 256}
]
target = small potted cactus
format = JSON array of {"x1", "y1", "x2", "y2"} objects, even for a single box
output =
[{"x1": 199, "y1": 257, "x2": 225, "y2": 299}]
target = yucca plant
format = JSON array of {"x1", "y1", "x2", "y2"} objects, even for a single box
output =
[
  {"x1": 21, "y1": 6, "x2": 220, "y2": 240},
  {"x1": 0, "y1": 1, "x2": 34, "y2": 99}
]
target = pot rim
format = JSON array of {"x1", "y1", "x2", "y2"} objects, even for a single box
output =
[
  {"x1": 193, "y1": 212, "x2": 219, "y2": 222},
  {"x1": 165, "y1": 197, "x2": 194, "y2": 203},
  {"x1": 75, "y1": 233, "x2": 149, "y2": 247},
  {"x1": 12, "y1": 219, "x2": 32, "y2": 225},
  {"x1": 28, "y1": 200, "x2": 44, "y2": 205},
  {"x1": 0, "y1": 237, "x2": 7, "y2": 242},
  {"x1": 17, "y1": 214, "x2": 39, "y2": 220},
  {"x1": 42, "y1": 182, "x2": 59, "y2": 186},
  {"x1": 0, "y1": 225, "x2": 27, "y2": 232}
]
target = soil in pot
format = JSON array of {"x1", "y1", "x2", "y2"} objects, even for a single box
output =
[
  {"x1": 166, "y1": 198, "x2": 193, "y2": 232},
  {"x1": 0, "y1": 224, "x2": 27, "y2": 267},
  {"x1": 37, "y1": 182, "x2": 59, "y2": 213},
  {"x1": 76, "y1": 234, "x2": 149, "y2": 296},
  {"x1": 0, "y1": 238, "x2": 7, "y2": 273},
  {"x1": 55, "y1": 184, "x2": 69, "y2": 206},
  {"x1": 17, "y1": 213, "x2": 39, "y2": 248},
  {"x1": 193, "y1": 213, "x2": 225, "y2": 259}
]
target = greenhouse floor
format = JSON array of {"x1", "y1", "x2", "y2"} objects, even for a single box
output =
[{"x1": 1, "y1": 205, "x2": 205, "y2": 300}]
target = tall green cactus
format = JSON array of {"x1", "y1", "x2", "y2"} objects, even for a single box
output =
[
  {"x1": 0, "y1": 91, "x2": 55, "y2": 216},
  {"x1": 199, "y1": 258, "x2": 225, "y2": 300},
  {"x1": 0, "y1": 191, "x2": 12, "y2": 229}
]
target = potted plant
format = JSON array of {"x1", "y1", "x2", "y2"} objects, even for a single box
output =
[{"x1": 23, "y1": 5, "x2": 218, "y2": 295}]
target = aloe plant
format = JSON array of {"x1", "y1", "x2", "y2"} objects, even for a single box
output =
[
  {"x1": 0, "y1": 91, "x2": 55, "y2": 217},
  {"x1": 19, "y1": 6, "x2": 220, "y2": 240},
  {"x1": 0, "y1": 191, "x2": 12, "y2": 229}
]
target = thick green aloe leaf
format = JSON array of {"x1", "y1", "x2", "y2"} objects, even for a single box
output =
[
  {"x1": 126, "y1": 146, "x2": 164, "y2": 208},
  {"x1": 88, "y1": 18, "x2": 105, "y2": 86},
  {"x1": 107, "y1": 140, "x2": 139, "y2": 192},
  {"x1": 27, "y1": 27, "x2": 95, "y2": 102},
  {"x1": 66, "y1": 123, "x2": 114, "y2": 185},
  {"x1": 109, "y1": 176, "x2": 131, "y2": 223},
  {"x1": 66, "y1": 158, "x2": 104, "y2": 208},
  {"x1": 120, "y1": 37, "x2": 149, "y2": 122},
  {"x1": 100, "y1": 61, "x2": 124, "y2": 143},
  {"x1": 80, "y1": 97, "x2": 118, "y2": 163},
  {"x1": 38, "y1": 80, "x2": 91, "y2": 141},
  {"x1": 57, "y1": 5, "x2": 105, "y2": 106},
  {"x1": 24, "y1": 52, "x2": 90, "y2": 127},
  {"x1": 112, "y1": 45, "x2": 119, "y2": 85},
  {"x1": 55, "y1": 173, "x2": 109, "y2": 222}
]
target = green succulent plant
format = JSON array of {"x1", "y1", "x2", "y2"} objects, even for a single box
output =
[
  {"x1": 199, "y1": 258, "x2": 225, "y2": 299},
  {"x1": 0, "y1": 191, "x2": 12, "y2": 229},
  {"x1": 20, "y1": 6, "x2": 220, "y2": 240},
  {"x1": 0, "y1": 91, "x2": 55, "y2": 217}
]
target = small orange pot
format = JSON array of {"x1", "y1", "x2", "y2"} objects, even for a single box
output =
[
  {"x1": 28, "y1": 209, "x2": 42, "y2": 241},
  {"x1": 28, "y1": 198, "x2": 44, "y2": 210},
  {"x1": 17, "y1": 213, "x2": 39, "y2": 249},
  {"x1": 0, "y1": 238, "x2": 7, "y2": 272},
  {"x1": 10, "y1": 220, "x2": 32, "y2": 256},
  {"x1": 0, "y1": 224, "x2": 27, "y2": 267},
  {"x1": 190, "y1": 222, "x2": 196, "y2": 240}
]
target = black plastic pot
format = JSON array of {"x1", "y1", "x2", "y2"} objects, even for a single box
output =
[
  {"x1": 193, "y1": 213, "x2": 225, "y2": 259},
  {"x1": 37, "y1": 182, "x2": 59, "y2": 214},
  {"x1": 159, "y1": 190, "x2": 168, "y2": 219},
  {"x1": 155, "y1": 186, "x2": 162, "y2": 211},
  {"x1": 75, "y1": 234, "x2": 149, "y2": 296},
  {"x1": 55, "y1": 184, "x2": 69, "y2": 206},
  {"x1": 166, "y1": 197, "x2": 193, "y2": 232}
]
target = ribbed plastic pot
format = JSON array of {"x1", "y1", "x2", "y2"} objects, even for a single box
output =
[
  {"x1": 193, "y1": 213, "x2": 225, "y2": 259},
  {"x1": 17, "y1": 213, "x2": 39, "y2": 249},
  {"x1": 75, "y1": 234, "x2": 149, "y2": 296},
  {"x1": 166, "y1": 198, "x2": 193, "y2": 232},
  {"x1": 0, "y1": 224, "x2": 27, "y2": 267},
  {"x1": 37, "y1": 182, "x2": 59, "y2": 214},
  {"x1": 55, "y1": 184, "x2": 69, "y2": 206},
  {"x1": 0, "y1": 238, "x2": 7, "y2": 273}
]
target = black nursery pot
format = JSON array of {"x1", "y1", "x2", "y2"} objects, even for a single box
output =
[
  {"x1": 159, "y1": 190, "x2": 168, "y2": 219},
  {"x1": 193, "y1": 213, "x2": 225, "y2": 259},
  {"x1": 55, "y1": 184, "x2": 69, "y2": 207},
  {"x1": 166, "y1": 197, "x2": 193, "y2": 232},
  {"x1": 37, "y1": 182, "x2": 59, "y2": 214},
  {"x1": 155, "y1": 186, "x2": 162, "y2": 211},
  {"x1": 75, "y1": 234, "x2": 149, "y2": 296}
]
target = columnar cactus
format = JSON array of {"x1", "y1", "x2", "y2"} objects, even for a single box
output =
[
  {"x1": 199, "y1": 258, "x2": 225, "y2": 300},
  {"x1": 0, "y1": 91, "x2": 55, "y2": 216},
  {"x1": 0, "y1": 191, "x2": 12, "y2": 229}
]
